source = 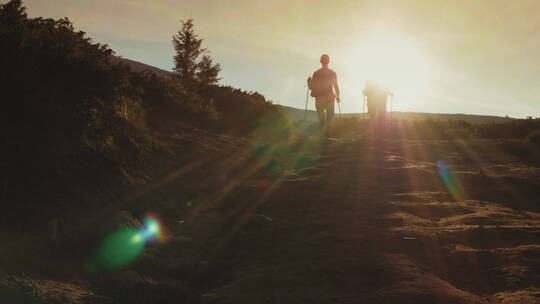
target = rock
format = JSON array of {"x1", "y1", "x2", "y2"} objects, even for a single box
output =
[
  {"x1": 200, "y1": 292, "x2": 227, "y2": 304},
  {"x1": 81, "y1": 294, "x2": 113, "y2": 304},
  {"x1": 48, "y1": 218, "x2": 60, "y2": 241},
  {"x1": 166, "y1": 237, "x2": 203, "y2": 260},
  {"x1": 134, "y1": 236, "x2": 206, "y2": 280},
  {"x1": 99, "y1": 210, "x2": 142, "y2": 236},
  {"x1": 99, "y1": 270, "x2": 144, "y2": 290},
  {"x1": 184, "y1": 211, "x2": 225, "y2": 240},
  {"x1": 168, "y1": 236, "x2": 195, "y2": 248},
  {"x1": 163, "y1": 237, "x2": 205, "y2": 277},
  {"x1": 96, "y1": 270, "x2": 190, "y2": 304},
  {"x1": 253, "y1": 214, "x2": 273, "y2": 222},
  {"x1": 164, "y1": 256, "x2": 199, "y2": 278},
  {"x1": 249, "y1": 214, "x2": 273, "y2": 227},
  {"x1": 111, "y1": 210, "x2": 142, "y2": 230},
  {"x1": 0, "y1": 275, "x2": 113, "y2": 304},
  {"x1": 195, "y1": 260, "x2": 211, "y2": 278}
]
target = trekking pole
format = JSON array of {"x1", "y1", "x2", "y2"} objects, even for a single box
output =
[
  {"x1": 303, "y1": 85, "x2": 309, "y2": 121},
  {"x1": 338, "y1": 101, "x2": 342, "y2": 115},
  {"x1": 363, "y1": 96, "x2": 366, "y2": 119},
  {"x1": 390, "y1": 95, "x2": 394, "y2": 127}
]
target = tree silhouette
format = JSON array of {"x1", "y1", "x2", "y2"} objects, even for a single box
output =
[
  {"x1": 196, "y1": 54, "x2": 221, "y2": 86},
  {"x1": 0, "y1": 0, "x2": 288, "y2": 224},
  {"x1": 172, "y1": 19, "x2": 221, "y2": 87},
  {"x1": 0, "y1": 0, "x2": 25, "y2": 22}
]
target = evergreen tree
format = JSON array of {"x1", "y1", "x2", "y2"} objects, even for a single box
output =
[
  {"x1": 196, "y1": 54, "x2": 221, "y2": 86},
  {"x1": 172, "y1": 19, "x2": 221, "y2": 86}
]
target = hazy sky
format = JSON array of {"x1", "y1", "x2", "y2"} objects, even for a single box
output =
[{"x1": 19, "y1": 0, "x2": 540, "y2": 117}]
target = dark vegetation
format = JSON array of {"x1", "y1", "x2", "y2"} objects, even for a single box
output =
[
  {"x1": 0, "y1": 0, "x2": 287, "y2": 226},
  {"x1": 279, "y1": 106, "x2": 516, "y2": 124},
  {"x1": 330, "y1": 116, "x2": 540, "y2": 141}
]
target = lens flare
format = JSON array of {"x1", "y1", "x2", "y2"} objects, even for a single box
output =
[
  {"x1": 86, "y1": 214, "x2": 167, "y2": 273},
  {"x1": 436, "y1": 160, "x2": 464, "y2": 200},
  {"x1": 131, "y1": 234, "x2": 142, "y2": 243},
  {"x1": 148, "y1": 223, "x2": 158, "y2": 233},
  {"x1": 95, "y1": 228, "x2": 145, "y2": 270},
  {"x1": 142, "y1": 215, "x2": 167, "y2": 243}
]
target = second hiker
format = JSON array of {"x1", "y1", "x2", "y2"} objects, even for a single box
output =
[
  {"x1": 363, "y1": 81, "x2": 393, "y2": 133},
  {"x1": 308, "y1": 54, "x2": 341, "y2": 134}
]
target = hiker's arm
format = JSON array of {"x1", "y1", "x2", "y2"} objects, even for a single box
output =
[{"x1": 334, "y1": 75, "x2": 341, "y2": 102}]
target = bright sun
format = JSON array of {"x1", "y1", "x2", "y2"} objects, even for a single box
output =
[{"x1": 344, "y1": 30, "x2": 433, "y2": 110}]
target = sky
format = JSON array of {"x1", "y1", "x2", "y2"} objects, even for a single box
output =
[{"x1": 19, "y1": 0, "x2": 540, "y2": 118}]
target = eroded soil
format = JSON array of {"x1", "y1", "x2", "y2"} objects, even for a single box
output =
[
  {"x1": 200, "y1": 139, "x2": 540, "y2": 303},
  {"x1": 3, "y1": 136, "x2": 540, "y2": 303}
]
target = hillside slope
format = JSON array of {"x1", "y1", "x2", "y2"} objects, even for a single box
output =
[
  {"x1": 278, "y1": 105, "x2": 514, "y2": 124},
  {"x1": 4, "y1": 136, "x2": 540, "y2": 304},
  {"x1": 111, "y1": 56, "x2": 173, "y2": 77},
  {"x1": 109, "y1": 58, "x2": 515, "y2": 125},
  {"x1": 197, "y1": 138, "x2": 540, "y2": 304}
]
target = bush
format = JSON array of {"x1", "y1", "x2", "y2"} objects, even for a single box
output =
[
  {"x1": 0, "y1": 1, "x2": 155, "y2": 220},
  {"x1": 527, "y1": 129, "x2": 540, "y2": 146},
  {"x1": 197, "y1": 85, "x2": 289, "y2": 137},
  {"x1": 0, "y1": 0, "x2": 290, "y2": 224},
  {"x1": 130, "y1": 71, "x2": 218, "y2": 129}
]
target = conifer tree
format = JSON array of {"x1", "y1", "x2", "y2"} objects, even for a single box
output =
[
  {"x1": 172, "y1": 19, "x2": 221, "y2": 87},
  {"x1": 196, "y1": 54, "x2": 221, "y2": 86}
]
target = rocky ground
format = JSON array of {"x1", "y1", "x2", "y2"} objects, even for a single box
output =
[{"x1": 2, "y1": 131, "x2": 540, "y2": 303}]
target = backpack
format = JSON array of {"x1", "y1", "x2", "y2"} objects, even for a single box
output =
[
  {"x1": 309, "y1": 75, "x2": 323, "y2": 97},
  {"x1": 309, "y1": 69, "x2": 333, "y2": 98}
]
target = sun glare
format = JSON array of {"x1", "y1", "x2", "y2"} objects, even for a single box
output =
[{"x1": 345, "y1": 30, "x2": 433, "y2": 110}]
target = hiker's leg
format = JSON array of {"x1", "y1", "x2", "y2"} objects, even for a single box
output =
[
  {"x1": 373, "y1": 111, "x2": 380, "y2": 137},
  {"x1": 381, "y1": 110, "x2": 387, "y2": 137},
  {"x1": 369, "y1": 109, "x2": 376, "y2": 136},
  {"x1": 315, "y1": 98, "x2": 325, "y2": 127},
  {"x1": 326, "y1": 99, "x2": 335, "y2": 122},
  {"x1": 368, "y1": 103, "x2": 376, "y2": 137},
  {"x1": 325, "y1": 99, "x2": 335, "y2": 137}
]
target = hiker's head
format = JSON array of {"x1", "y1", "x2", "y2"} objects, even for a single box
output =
[
  {"x1": 320, "y1": 54, "x2": 330, "y2": 66},
  {"x1": 366, "y1": 81, "x2": 377, "y2": 89}
]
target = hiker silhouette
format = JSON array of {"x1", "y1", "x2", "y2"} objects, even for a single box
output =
[
  {"x1": 307, "y1": 54, "x2": 341, "y2": 134},
  {"x1": 363, "y1": 81, "x2": 393, "y2": 132}
]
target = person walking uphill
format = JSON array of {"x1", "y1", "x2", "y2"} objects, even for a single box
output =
[
  {"x1": 308, "y1": 54, "x2": 341, "y2": 135},
  {"x1": 363, "y1": 81, "x2": 393, "y2": 134}
]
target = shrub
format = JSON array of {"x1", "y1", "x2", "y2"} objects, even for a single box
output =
[
  {"x1": 527, "y1": 129, "x2": 540, "y2": 146},
  {"x1": 0, "y1": 1, "x2": 155, "y2": 220}
]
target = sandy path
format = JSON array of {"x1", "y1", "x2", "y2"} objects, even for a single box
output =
[
  {"x1": 201, "y1": 139, "x2": 540, "y2": 304},
  {"x1": 3, "y1": 137, "x2": 539, "y2": 304}
]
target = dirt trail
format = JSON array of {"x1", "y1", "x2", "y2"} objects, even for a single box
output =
[
  {"x1": 201, "y1": 139, "x2": 540, "y2": 304},
  {"x1": 2, "y1": 137, "x2": 540, "y2": 304}
]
